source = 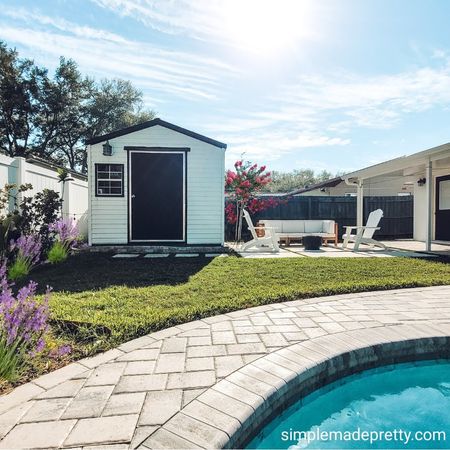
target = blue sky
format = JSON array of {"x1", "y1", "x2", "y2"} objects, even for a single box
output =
[{"x1": 1, "y1": 0, "x2": 450, "y2": 173}]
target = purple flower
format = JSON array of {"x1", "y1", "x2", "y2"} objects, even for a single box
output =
[
  {"x1": 49, "y1": 218, "x2": 80, "y2": 248},
  {"x1": 10, "y1": 234, "x2": 41, "y2": 267},
  {"x1": 0, "y1": 264, "x2": 50, "y2": 354},
  {"x1": 29, "y1": 338, "x2": 46, "y2": 357},
  {"x1": 49, "y1": 344, "x2": 72, "y2": 358},
  {"x1": 0, "y1": 260, "x2": 10, "y2": 292}
]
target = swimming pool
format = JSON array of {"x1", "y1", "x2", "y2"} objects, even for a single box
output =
[{"x1": 247, "y1": 360, "x2": 450, "y2": 449}]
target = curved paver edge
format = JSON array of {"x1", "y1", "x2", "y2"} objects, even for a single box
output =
[{"x1": 143, "y1": 322, "x2": 450, "y2": 449}]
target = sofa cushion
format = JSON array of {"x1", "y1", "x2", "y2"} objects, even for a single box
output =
[
  {"x1": 260, "y1": 219, "x2": 336, "y2": 236},
  {"x1": 304, "y1": 220, "x2": 324, "y2": 233},
  {"x1": 282, "y1": 220, "x2": 305, "y2": 233},
  {"x1": 261, "y1": 220, "x2": 283, "y2": 233},
  {"x1": 321, "y1": 220, "x2": 335, "y2": 234}
]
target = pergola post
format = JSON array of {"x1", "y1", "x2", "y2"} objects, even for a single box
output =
[
  {"x1": 425, "y1": 160, "x2": 433, "y2": 252},
  {"x1": 356, "y1": 180, "x2": 364, "y2": 227}
]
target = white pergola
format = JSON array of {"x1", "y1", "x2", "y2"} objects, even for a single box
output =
[{"x1": 343, "y1": 143, "x2": 450, "y2": 252}]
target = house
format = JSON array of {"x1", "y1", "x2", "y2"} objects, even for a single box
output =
[
  {"x1": 86, "y1": 118, "x2": 226, "y2": 246},
  {"x1": 287, "y1": 176, "x2": 413, "y2": 197},
  {"x1": 343, "y1": 142, "x2": 450, "y2": 251}
]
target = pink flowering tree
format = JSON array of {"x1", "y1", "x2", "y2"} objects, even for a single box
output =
[{"x1": 225, "y1": 160, "x2": 274, "y2": 242}]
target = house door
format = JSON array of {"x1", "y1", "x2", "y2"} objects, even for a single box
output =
[
  {"x1": 130, "y1": 151, "x2": 185, "y2": 242},
  {"x1": 435, "y1": 175, "x2": 450, "y2": 241}
]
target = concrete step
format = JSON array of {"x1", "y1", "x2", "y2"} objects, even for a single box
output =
[{"x1": 86, "y1": 245, "x2": 230, "y2": 254}]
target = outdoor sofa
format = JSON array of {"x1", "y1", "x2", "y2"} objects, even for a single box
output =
[{"x1": 258, "y1": 219, "x2": 338, "y2": 246}]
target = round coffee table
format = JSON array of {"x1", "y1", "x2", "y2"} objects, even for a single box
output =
[{"x1": 303, "y1": 235, "x2": 322, "y2": 250}]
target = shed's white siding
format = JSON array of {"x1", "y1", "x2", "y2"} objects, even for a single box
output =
[{"x1": 88, "y1": 124, "x2": 225, "y2": 245}]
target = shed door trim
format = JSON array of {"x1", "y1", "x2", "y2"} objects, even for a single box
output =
[
  {"x1": 128, "y1": 150, "x2": 186, "y2": 243},
  {"x1": 124, "y1": 146, "x2": 190, "y2": 152}
]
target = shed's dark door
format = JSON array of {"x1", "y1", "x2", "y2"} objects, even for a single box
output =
[
  {"x1": 436, "y1": 175, "x2": 450, "y2": 241},
  {"x1": 130, "y1": 152, "x2": 185, "y2": 242}
]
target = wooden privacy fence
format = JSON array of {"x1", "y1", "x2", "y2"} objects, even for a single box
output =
[{"x1": 225, "y1": 195, "x2": 413, "y2": 241}]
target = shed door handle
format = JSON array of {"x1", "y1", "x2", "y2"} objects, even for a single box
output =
[{"x1": 131, "y1": 194, "x2": 136, "y2": 198}]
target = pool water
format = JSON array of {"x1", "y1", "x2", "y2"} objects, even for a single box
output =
[{"x1": 247, "y1": 360, "x2": 450, "y2": 449}]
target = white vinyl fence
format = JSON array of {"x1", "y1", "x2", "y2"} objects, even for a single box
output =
[{"x1": 0, "y1": 154, "x2": 88, "y2": 236}]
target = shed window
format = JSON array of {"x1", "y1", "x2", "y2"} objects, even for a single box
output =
[{"x1": 95, "y1": 164, "x2": 124, "y2": 196}]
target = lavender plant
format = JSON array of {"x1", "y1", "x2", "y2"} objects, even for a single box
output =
[
  {"x1": 8, "y1": 234, "x2": 42, "y2": 280},
  {"x1": 47, "y1": 218, "x2": 80, "y2": 264},
  {"x1": 0, "y1": 262, "x2": 50, "y2": 380},
  {"x1": 49, "y1": 344, "x2": 72, "y2": 359}
]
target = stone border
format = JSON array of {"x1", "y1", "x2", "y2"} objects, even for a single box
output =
[{"x1": 141, "y1": 323, "x2": 450, "y2": 449}]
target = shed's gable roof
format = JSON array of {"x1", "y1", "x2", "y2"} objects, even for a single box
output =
[{"x1": 86, "y1": 118, "x2": 227, "y2": 149}]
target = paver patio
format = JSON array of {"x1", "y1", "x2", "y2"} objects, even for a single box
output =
[
  {"x1": 1, "y1": 285, "x2": 450, "y2": 449},
  {"x1": 236, "y1": 242, "x2": 445, "y2": 258}
]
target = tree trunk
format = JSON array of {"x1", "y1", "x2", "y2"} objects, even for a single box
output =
[{"x1": 235, "y1": 202, "x2": 244, "y2": 243}]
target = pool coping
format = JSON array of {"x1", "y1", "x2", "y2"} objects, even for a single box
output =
[{"x1": 141, "y1": 322, "x2": 450, "y2": 449}]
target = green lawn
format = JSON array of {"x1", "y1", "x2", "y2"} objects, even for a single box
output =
[
  {"x1": 26, "y1": 252, "x2": 450, "y2": 346},
  {"x1": 2, "y1": 252, "x2": 448, "y2": 392}
]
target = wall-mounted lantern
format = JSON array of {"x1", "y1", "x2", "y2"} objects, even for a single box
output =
[
  {"x1": 102, "y1": 141, "x2": 113, "y2": 156},
  {"x1": 417, "y1": 178, "x2": 426, "y2": 187}
]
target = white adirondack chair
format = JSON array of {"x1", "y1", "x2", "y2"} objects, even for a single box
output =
[
  {"x1": 241, "y1": 209, "x2": 280, "y2": 252},
  {"x1": 342, "y1": 209, "x2": 386, "y2": 251}
]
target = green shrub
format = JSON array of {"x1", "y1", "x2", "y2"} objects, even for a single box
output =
[
  {"x1": 8, "y1": 256, "x2": 30, "y2": 280},
  {"x1": 19, "y1": 189, "x2": 63, "y2": 255},
  {"x1": 47, "y1": 241, "x2": 68, "y2": 264},
  {"x1": 0, "y1": 336, "x2": 24, "y2": 381}
]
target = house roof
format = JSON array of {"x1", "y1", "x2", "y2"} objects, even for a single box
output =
[
  {"x1": 268, "y1": 142, "x2": 450, "y2": 197},
  {"x1": 345, "y1": 142, "x2": 450, "y2": 181},
  {"x1": 86, "y1": 118, "x2": 227, "y2": 149},
  {"x1": 285, "y1": 176, "x2": 343, "y2": 196}
]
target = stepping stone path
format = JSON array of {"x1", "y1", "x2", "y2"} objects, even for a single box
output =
[
  {"x1": 113, "y1": 253, "x2": 228, "y2": 258},
  {"x1": 1, "y1": 286, "x2": 449, "y2": 449}
]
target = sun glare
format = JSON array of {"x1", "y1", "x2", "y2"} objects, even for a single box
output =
[{"x1": 221, "y1": 0, "x2": 312, "y2": 54}]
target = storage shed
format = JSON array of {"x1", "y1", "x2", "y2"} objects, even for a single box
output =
[{"x1": 86, "y1": 118, "x2": 227, "y2": 246}]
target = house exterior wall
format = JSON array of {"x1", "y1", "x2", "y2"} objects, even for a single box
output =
[
  {"x1": 88, "y1": 124, "x2": 225, "y2": 245},
  {"x1": 414, "y1": 167, "x2": 450, "y2": 242}
]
